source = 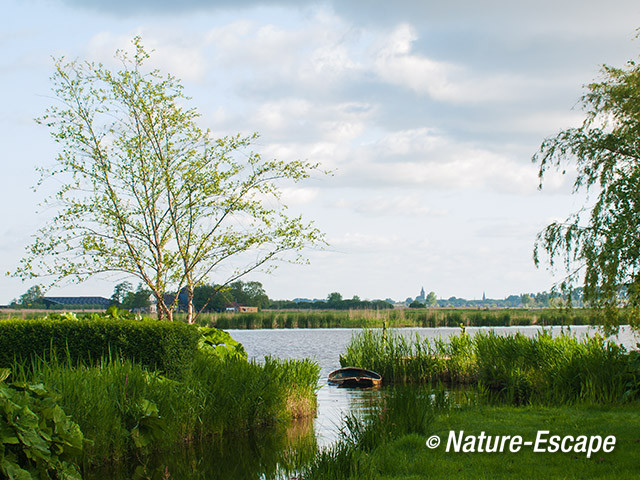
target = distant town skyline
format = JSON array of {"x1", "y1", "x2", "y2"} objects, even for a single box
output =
[{"x1": 3, "y1": 0, "x2": 639, "y2": 303}]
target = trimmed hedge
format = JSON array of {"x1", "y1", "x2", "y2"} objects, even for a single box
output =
[{"x1": 0, "y1": 318, "x2": 201, "y2": 377}]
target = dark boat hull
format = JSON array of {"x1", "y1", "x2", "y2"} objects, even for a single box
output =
[{"x1": 328, "y1": 367, "x2": 382, "y2": 388}]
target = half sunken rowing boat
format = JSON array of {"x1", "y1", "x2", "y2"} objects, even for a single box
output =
[{"x1": 328, "y1": 367, "x2": 382, "y2": 388}]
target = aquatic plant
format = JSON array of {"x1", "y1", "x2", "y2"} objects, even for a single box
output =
[
  {"x1": 180, "y1": 307, "x2": 598, "y2": 330},
  {"x1": 339, "y1": 329, "x2": 477, "y2": 385},
  {"x1": 302, "y1": 385, "x2": 444, "y2": 480},
  {"x1": 340, "y1": 328, "x2": 639, "y2": 405},
  {"x1": 10, "y1": 351, "x2": 320, "y2": 466}
]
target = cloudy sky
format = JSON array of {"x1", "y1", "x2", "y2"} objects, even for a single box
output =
[{"x1": 2, "y1": 0, "x2": 639, "y2": 303}]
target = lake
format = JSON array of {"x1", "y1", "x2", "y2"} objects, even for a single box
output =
[{"x1": 228, "y1": 325, "x2": 638, "y2": 446}]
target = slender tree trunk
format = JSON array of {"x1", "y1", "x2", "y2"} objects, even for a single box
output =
[
  {"x1": 187, "y1": 287, "x2": 195, "y2": 324},
  {"x1": 155, "y1": 294, "x2": 165, "y2": 321}
]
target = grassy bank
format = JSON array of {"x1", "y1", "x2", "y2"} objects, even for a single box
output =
[
  {"x1": 9, "y1": 352, "x2": 319, "y2": 466},
  {"x1": 303, "y1": 326, "x2": 640, "y2": 479},
  {"x1": 302, "y1": 386, "x2": 640, "y2": 480},
  {"x1": 340, "y1": 329, "x2": 639, "y2": 405},
  {"x1": 183, "y1": 307, "x2": 600, "y2": 329},
  {"x1": 370, "y1": 405, "x2": 640, "y2": 479},
  {"x1": 1, "y1": 315, "x2": 321, "y2": 476}
]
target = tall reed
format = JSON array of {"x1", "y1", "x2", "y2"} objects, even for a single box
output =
[
  {"x1": 474, "y1": 331, "x2": 635, "y2": 405},
  {"x1": 11, "y1": 351, "x2": 320, "y2": 465},
  {"x1": 301, "y1": 385, "x2": 446, "y2": 480},
  {"x1": 340, "y1": 329, "x2": 639, "y2": 405},
  {"x1": 339, "y1": 329, "x2": 476, "y2": 385},
  {"x1": 185, "y1": 307, "x2": 599, "y2": 329}
]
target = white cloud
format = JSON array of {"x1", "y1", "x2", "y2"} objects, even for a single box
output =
[
  {"x1": 332, "y1": 194, "x2": 447, "y2": 217},
  {"x1": 279, "y1": 187, "x2": 319, "y2": 205},
  {"x1": 328, "y1": 232, "x2": 405, "y2": 251},
  {"x1": 334, "y1": 128, "x2": 543, "y2": 194},
  {"x1": 372, "y1": 24, "x2": 523, "y2": 103}
]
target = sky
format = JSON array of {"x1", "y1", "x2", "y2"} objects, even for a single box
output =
[{"x1": 2, "y1": 0, "x2": 640, "y2": 304}]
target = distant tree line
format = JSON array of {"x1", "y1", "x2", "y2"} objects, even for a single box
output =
[
  {"x1": 9, "y1": 283, "x2": 585, "y2": 312},
  {"x1": 268, "y1": 292, "x2": 394, "y2": 310},
  {"x1": 431, "y1": 290, "x2": 584, "y2": 309},
  {"x1": 108, "y1": 280, "x2": 270, "y2": 313},
  {"x1": 8, "y1": 286, "x2": 46, "y2": 309}
]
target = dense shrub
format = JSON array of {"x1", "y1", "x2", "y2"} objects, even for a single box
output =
[{"x1": 0, "y1": 318, "x2": 201, "y2": 377}]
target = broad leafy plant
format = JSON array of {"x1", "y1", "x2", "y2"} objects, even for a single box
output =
[{"x1": 0, "y1": 369, "x2": 84, "y2": 480}]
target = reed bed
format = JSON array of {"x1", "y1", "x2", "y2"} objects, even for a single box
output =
[
  {"x1": 1, "y1": 307, "x2": 597, "y2": 327},
  {"x1": 340, "y1": 329, "x2": 640, "y2": 405},
  {"x1": 301, "y1": 385, "x2": 449, "y2": 480},
  {"x1": 10, "y1": 352, "x2": 320, "y2": 465},
  {"x1": 339, "y1": 329, "x2": 476, "y2": 385},
  {"x1": 186, "y1": 307, "x2": 598, "y2": 329}
]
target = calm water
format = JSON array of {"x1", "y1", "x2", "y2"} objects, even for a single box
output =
[
  {"x1": 229, "y1": 324, "x2": 638, "y2": 447},
  {"x1": 87, "y1": 325, "x2": 638, "y2": 478}
]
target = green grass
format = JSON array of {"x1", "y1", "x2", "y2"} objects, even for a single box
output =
[
  {"x1": 301, "y1": 386, "x2": 447, "y2": 480},
  {"x1": 371, "y1": 405, "x2": 640, "y2": 479},
  {"x1": 302, "y1": 385, "x2": 640, "y2": 480},
  {"x1": 339, "y1": 329, "x2": 476, "y2": 385},
  {"x1": 10, "y1": 352, "x2": 320, "y2": 466},
  {"x1": 303, "y1": 329, "x2": 640, "y2": 479}
]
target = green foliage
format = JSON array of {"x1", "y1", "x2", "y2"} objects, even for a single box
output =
[
  {"x1": 191, "y1": 307, "x2": 598, "y2": 329},
  {"x1": 226, "y1": 281, "x2": 270, "y2": 309},
  {"x1": 109, "y1": 282, "x2": 132, "y2": 307},
  {"x1": 425, "y1": 291, "x2": 438, "y2": 306},
  {"x1": 102, "y1": 305, "x2": 135, "y2": 320},
  {"x1": 339, "y1": 329, "x2": 476, "y2": 385},
  {"x1": 534, "y1": 49, "x2": 640, "y2": 332},
  {"x1": 474, "y1": 331, "x2": 633, "y2": 405},
  {"x1": 0, "y1": 371, "x2": 84, "y2": 480},
  {"x1": 369, "y1": 406, "x2": 640, "y2": 479},
  {"x1": 192, "y1": 284, "x2": 232, "y2": 313},
  {"x1": 9, "y1": 348, "x2": 320, "y2": 465},
  {"x1": 0, "y1": 318, "x2": 201, "y2": 377},
  {"x1": 302, "y1": 386, "x2": 442, "y2": 480},
  {"x1": 120, "y1": 283, "x2": 151, "y2": 311},
  {"x1": 341, "y1": 329, "x2": 638, "y2": 405},
  {"x1": 198, "y1": 326, "x2": 248, "y2": 360},
  {"x1": 9, "y1": 286, "x2": 46, "y2": 310}
]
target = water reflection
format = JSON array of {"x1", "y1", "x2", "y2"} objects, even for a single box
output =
[{"x1": 85, "y1": 417, "x2": 316, "y2": 480}]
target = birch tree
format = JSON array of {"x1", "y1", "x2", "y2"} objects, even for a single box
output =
[{"x1": 15, "y1": 37, "x2": 325, "y2": 322}]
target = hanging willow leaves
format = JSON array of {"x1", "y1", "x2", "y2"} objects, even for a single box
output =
[{"x1": 534, "y1": 52, "x2": 640, "y2": 332}]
